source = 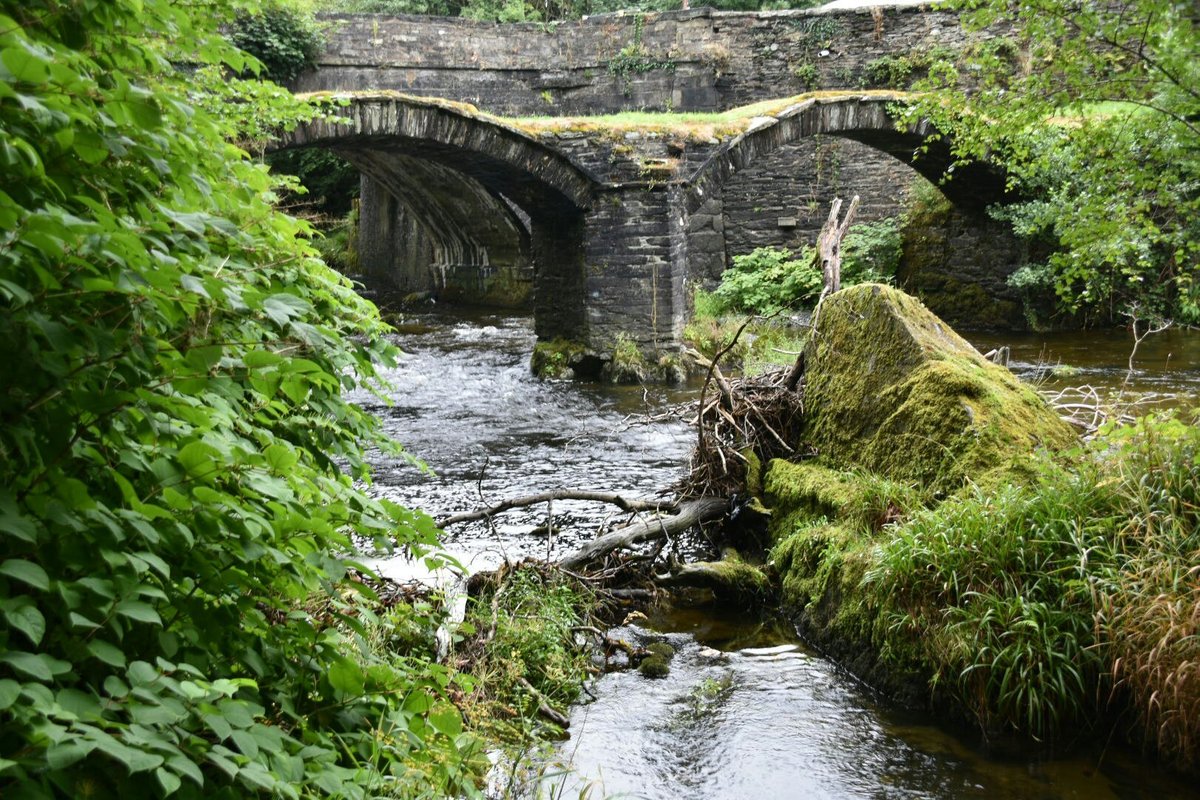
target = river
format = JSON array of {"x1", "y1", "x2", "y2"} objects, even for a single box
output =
[{"x1": 351, "y1": 307, "x2": 1199, "y2": 800}]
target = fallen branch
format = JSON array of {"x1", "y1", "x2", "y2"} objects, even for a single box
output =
[
  {"x1": 517, "y1": 677, "x2": 571, "y2": 729},
  {"x1": 559, "y1": 497, "x2": 727, "y2": 571},
  {"x1": 437, "y1": 490, "x2": 674, "y2": 528}
]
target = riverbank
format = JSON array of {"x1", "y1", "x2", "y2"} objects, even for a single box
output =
[{"x1": 683, "y1": 285, "x2": 1200, "y2": 774}]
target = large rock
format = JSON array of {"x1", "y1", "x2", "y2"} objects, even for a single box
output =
[{"x1": 799, "y1": 283, "x2": 1076, "y2": 492}]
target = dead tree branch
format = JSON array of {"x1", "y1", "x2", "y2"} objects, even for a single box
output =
[
  {"x1": 558, "y1": 497, "x2": 727, "y2": 572},
  {"x1": 436, "y1": 490, "x2": 674, "y2": 528},
  {"x1": 816, "y1": 194, "x2": 860, "y2": 298}
]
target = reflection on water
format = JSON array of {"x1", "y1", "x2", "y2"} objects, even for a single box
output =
[
  {"x1": 350, "y1": 306, "x2": 1199, "y2": 800},
  {"x1": 971, "y1": 327, "x2": 1200, "y2": 407}
]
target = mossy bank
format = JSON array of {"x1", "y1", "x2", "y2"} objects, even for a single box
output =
[{"x1": 739, "y1": 285, "x2": 1199, "y2": 771}]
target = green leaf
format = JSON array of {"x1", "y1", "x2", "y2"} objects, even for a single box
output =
[
  {"x1": 217, "y1": 698, "x2": 255, "y2": 729},
  {"x1": 46, "y1": 741, "x2": 91, "y2": 770},
  {"x1": 166, "y1": 753, "x2": 205, "y2": 787},
  {"x1": 87, "y1": 640, "x2": 127, "y2": 668},
  {"x1": 176, "y1": 441, "x2": 218, "y2": 479},
  {"x1": 4, "y1": 601, "x2": 46, "y2": 646},
  {"x1": 327, "y1": 658, "x2": 364, "y2": 696},
  {"x1": 0, "y1": 679, "x2": 20, "y2": 710},
  {"x1": 1, "y1": 44, "x2": 50, "y2": 84},
  {"x1": 0, "y1": 559, "x2": 50, "y2": 591},
  {"x1": 114, "y1": 599, "x2": 162, "y2": 626},
  {"x1": 263, "y1": 443, "x2": 298, "y2": 473},
  {"x1": 429, "y1": 708, "x2": 463, "y2": 737},
  {"x1": 1, "y1": 651, "x2": 71, "y2": 681},
  {"x1": 155, "y1": 766, "x2": 182, "y2": 795},
  {"x1": 203, "y1": 712, "x2": 233, "y2": 741},
  {"x1": 230, "y1": 728, "x2": 259, "y2": 759}
]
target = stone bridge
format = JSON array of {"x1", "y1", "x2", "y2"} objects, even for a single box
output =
[
  {"x1": 277, "y1": 90, "x2": 1012, "y2": 364},
  {"x1": 280, "y1": 6, "x2": 1028, "y2": 370}
]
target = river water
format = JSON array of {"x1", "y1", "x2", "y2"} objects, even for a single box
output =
[{"x1": 352, "y1": 307, "x2": 1199, "y2": 800}]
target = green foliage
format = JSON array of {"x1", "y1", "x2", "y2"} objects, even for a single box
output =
[
  {"x1": 0, "y1": 0, "x2": 485, "y2": 796},
  {"x1": 605, "y1": 333, "x2": 649, "y2": 384},
  {"x1": 312, "y1": 207, "x2": 361, "y2": 275},
  {"x1": 266, "y1": 149, "x2": 361, "y2": 217},
  {"x1": 860, "y1": 47, "x2": 955, "y2": 89},
  {"x1": 902, "y1": 0, "x2": 1200, "y2": 323},
  {"x1": 690, "y1": 287, "x2": 725, "y2": 322},
  {"x1": 459, "y1": 567, "x2": 591, "y2": 735},
  {"x1": 229, "y1": 1, "x2": 326, "y2": 83},
  {"x1": 709, "y1": 227, "x2": 900, "y2": 320},
  {"x1": 841, "y1": 219, "x2": 902, "y2": 285},
  {"x1": 714, "y1": 246, "x2": 822, "y2": 315},
  {"x1": 608, "y1": 14, "x2": 676, "y2": 95},
  {"x1": 864, "y1": 413, "x2": 1200, "y2": 752},
  {"x1": 791, "y1": 60, "x2": 818, "y2": 89}
]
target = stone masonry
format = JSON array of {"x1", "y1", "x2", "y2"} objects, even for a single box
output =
[{"x1": 283, "y1": 6, "x2": 1028, "y2": 363}]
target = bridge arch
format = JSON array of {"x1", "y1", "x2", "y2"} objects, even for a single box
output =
[
  {"x1": 680, "y1": 93, "x2": 1024, "y2": 328},
  {"x1": 276, "y1": 94, "x2": 601, "y2": 339},
  {"x1": 685, "y1": 94, "x2": 1011, "y2": 216}
]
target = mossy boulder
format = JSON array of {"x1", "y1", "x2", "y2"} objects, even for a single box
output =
[
  {"x1": 638, "y1": 655, "x2": 671, "y2": 679},
  {"x1": 645, "y1": 641, "x2": 676, "y2": 661},
  {"x1": 800, "y1": 284, "x2": 1076, "y2": 493}
]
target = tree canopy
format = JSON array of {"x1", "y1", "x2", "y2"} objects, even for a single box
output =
[
  {"x1": 903, "y1": 0, "x2": 1199, "y2": 324},
  {"x1": 0, "y1": 1, "x2": 482, "y2": 796}
]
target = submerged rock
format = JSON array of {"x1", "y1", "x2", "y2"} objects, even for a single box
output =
[{"x1": 798, "y1": 283, "x2": 1076, "y2": 492}]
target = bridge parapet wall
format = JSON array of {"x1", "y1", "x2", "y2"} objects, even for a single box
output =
[{"x1": 296, "y1": 5, "x2": 1005, "y2": 116}]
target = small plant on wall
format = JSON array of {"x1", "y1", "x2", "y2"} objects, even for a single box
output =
[{"x1": 608, "y1": 13, "x2": 677, "y2": 96}]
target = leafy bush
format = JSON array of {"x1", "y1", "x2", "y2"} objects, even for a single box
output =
[
  {"x1": 842, "y1": 219, "x2": 902, "y2": 285},
  {"x1": 229, "y1": 1, "x2": 325, "y2": 83},
  {"x1": 713, "y1": 246, "x2": 822, "y2": 315},
  {"x1": 0, "y1": 1, "x2": 486, "y2": 796},
  {"x1": 901, "y1": 0, "x2": 1200, "y2": 323},
  {"x1": 458, "y1": 566, "x2": 591, "y2": 737},
  {"x1": 267, "y1": 149, "x2": 361, "y2": 217}
]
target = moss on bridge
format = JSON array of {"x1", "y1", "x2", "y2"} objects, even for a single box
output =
[{"x1": 299, "y1": 88, "x2": 914, "y2": 145}]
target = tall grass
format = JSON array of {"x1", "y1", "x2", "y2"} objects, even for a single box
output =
[
  {"x1": 864, "y1": 412, "x2": 1200, "y2": 763},
  {"x1": 1100, "y1": 416, "x2": 1200, "y2": 770}
]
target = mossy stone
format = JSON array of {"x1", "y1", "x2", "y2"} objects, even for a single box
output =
[
  {"x1": 531, "y1": 338, "x2": 587, "y2": 379},
  {"x1": 639, "y1": 655, "x2": 670, "y2": 679},
  {"x1": 800, "y1": 284, "x2": 1076, "y2": 494},
  {"x1": 646, "y1": 641, "x2": 676, "y2": 661}
]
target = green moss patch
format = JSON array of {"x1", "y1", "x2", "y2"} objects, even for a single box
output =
[{"x1": 801, "y1": 284, "x2": 1076, "y2": 494}]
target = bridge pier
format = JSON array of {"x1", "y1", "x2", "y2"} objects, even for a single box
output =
[{"x1": 579, "y1": 187, "x2": 686, "y2": 358}]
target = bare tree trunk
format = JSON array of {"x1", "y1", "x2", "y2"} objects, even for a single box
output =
[{"x1": 816, "y1": 194, "x2": 860, "y2": 298}]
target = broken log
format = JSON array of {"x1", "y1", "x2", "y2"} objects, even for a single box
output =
[
  {"x1": 816, "y1": 194, "x2": 860, "y2": 297},
  {"x1": 436, "y1": 490, "x2": 673, "y2": 528},
  {"x1": 558, "y1": 496, "x2": 727, "y2": 571}
]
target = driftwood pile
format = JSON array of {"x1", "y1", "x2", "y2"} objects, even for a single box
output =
[{"x1": 685, "y1": 348, "x2": 807, "y2": 498}]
